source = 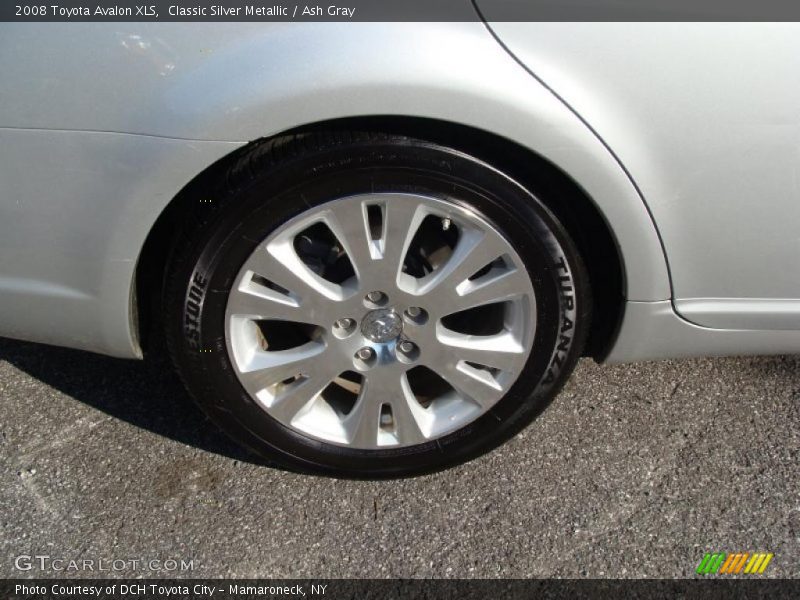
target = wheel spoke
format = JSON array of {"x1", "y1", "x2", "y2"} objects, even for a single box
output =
[
  {"x1": 390, "y1": 375, "x2": 427, "y2": 445},
  {"x1": 245, "y1": 242, "x2": 343, "y2": 303},
  {"x1": 344, "y1": 372, "x2": 427, "y2": 446},
  {"x1": 227, "y1": 286, "x2": 320, "y2": 324},
  {"x1": 435, "y1": 329, "x2": 524, "y2": 372},
  {"x1": 447, "y1": 265, "x2": 529, "y2": 313},
  {"x1": 438, "y1": 361, "x2": 504, "y2": 408},
  {"x1": 270, "y1": 372, "x2": 333, "y2": 423},
  {"x1": 320, "y1": 200, "x2": 375, "y2": 280},
  {"x1": 343, "y1": 379, "x2": 382, "y2": 447},
  {"x1": 417, "y1": 229, "x2": 505, "y2": 302},
  {"x1": 237, "y1": 341, "x2": 326, "y2": 395},
  {"x1": 381, "y1": 199, "x2": 427, "y2": 275}
]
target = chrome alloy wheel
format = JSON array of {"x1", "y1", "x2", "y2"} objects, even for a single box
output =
[{"x1": 225, "y1": 193, "x2": 536, "y2": 449}]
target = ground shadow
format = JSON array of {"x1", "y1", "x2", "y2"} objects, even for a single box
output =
[{"x1": 0, "y1": 336, "x2": 258, "y2": 464}]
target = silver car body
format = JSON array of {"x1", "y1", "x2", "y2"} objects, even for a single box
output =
[{"x1": 1, "y1": 22, "x2": 799, "y2": 361}]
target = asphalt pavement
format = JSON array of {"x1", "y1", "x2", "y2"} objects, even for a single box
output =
[{"x1": 1, "y1": 336, "x2": 798, "y2": 578}]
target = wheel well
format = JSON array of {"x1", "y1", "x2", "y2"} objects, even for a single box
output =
[{"x1": 136, "y1": 116, "x2": 624, "y2": 359}]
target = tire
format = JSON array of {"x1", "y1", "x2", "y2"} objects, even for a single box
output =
[{"x1": 164, "y1": 131, "x2": 590, "y2": 478}]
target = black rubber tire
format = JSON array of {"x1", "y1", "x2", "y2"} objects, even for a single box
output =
[{"x1": 163, "y1": 131, "x2": 590, "y2": 478}]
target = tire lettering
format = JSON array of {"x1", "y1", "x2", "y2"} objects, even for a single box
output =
[
  {"x1": 184, "y1": 272, "x2": 208, "y2": 351},
  {"x1": 543, "y1": 255, "x2": 576, "y2": 385},
  {"x1": 557, "y1": 334, "x2": 571, "y2": 353}
]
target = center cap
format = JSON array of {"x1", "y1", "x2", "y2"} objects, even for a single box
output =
[{"x1": 361, "y1": 309, "x2": 403, "y2": 343}]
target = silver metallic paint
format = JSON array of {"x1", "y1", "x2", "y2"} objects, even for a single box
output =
[
  {"x1": 606, "y1": 301, "x2": 800, "y2": 363},
  {"x1": 484, "y1": 22, "x2": 800, "y2": 331},
  {"x1": 0, "y1": 22, "x2": 797, "y2": 361},
  {"x1": 0, "y1": 22, "x2": 669, "y2": 358},
  {"x1": 0, "y1": 128, "x2": 241, "y2": 357}
]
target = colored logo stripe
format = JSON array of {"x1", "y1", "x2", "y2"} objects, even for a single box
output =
[
  {"x1": 719, "y1": 553, "x2": 748, "y2": 574},
  {"x1": 696, "y1": 552, "x2": 773, "y2": 575},
  {"x1": 696, "y1": 553, "x2": 725, "y2": 574},
  {"x1": 744, "y1": 553, "x2": 774, "y2": 574}
]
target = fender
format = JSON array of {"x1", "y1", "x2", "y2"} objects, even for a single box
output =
[
  {"x1": 0, "y1": 22, "x2": 670, "y2": 358},
  {"x1": 152, "y1": 22, "x2": 669, "y2": 301}
]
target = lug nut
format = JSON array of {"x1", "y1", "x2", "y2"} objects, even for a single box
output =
[
  {"x1": 398, "y1": 341, "x2": 416, "y2": 355},
  {"x1": 335, "y1": 318, "x2": 354, "y2": 329},
  {"x1": 366, "y1": 290, "x2": 385, "y2": 304},
  {"x1": 404, "y1": 306, "x2": 428, "y2": 325},
  {"x1": 356, "y1": 347, "x2": 375, "y2": 361}
]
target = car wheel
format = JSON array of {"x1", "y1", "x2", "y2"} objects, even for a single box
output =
[{"x1": 164, "y1": 131, "x2": 590, "y2": 477}]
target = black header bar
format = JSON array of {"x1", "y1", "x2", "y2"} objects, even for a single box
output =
[{"x1": 4, "y1": 0, "x2": 800, "y2": 22}]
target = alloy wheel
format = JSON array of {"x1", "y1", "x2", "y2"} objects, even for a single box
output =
[{"x1": 225, "y1": 193, "x2": 537, "y2": 449}]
